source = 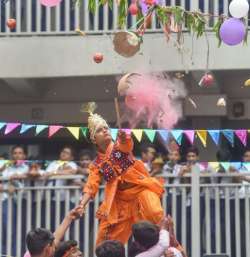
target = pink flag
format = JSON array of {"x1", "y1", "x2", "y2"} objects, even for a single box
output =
[
  {"x1": 235, "y1": 130, "x2": 247, "y2": 146},
  {"x1": 48, "y1": 125, "x2": 63, "y2": 138},
  {"x1": 184, "y1": 130, "x2": 195, "y2": 144},
  {"x1": 5, "y1": 123, "x2": 20, "y2": 135}
]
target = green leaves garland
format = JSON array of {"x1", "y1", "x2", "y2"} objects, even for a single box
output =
[{"x1": 73, "y1": 1, "x2": 248, "y2": 45}]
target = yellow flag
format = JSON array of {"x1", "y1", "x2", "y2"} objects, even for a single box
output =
[
  {"x1": 196, "y1": 130, "x2": 207, "y2": 147},
  {"x1": 67, "y1": 127, "x2": 80, "y2": 140},
  {"x1": 132, "y1": 129, "x2": 143, "y2": 142},
  {"x1": 209, "y1": 162, "x2": 220, "y2": 172}
]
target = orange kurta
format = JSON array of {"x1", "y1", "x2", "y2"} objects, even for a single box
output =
[{"x1": 83, "y1": 136, "x2": 185, "y2": 255}]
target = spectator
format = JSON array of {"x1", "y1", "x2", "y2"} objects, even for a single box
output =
[
  {"x1": 25, "y1": 206, "x2": 82, "y2": 257},
  {"x1": 1, "y1": 145, "x2": 29, "y2": 256},
  {"x1": 238, "y1": 149, "x2": 250, "y2": 257},
  {"x1": 54, "y1": 240, "x2": 83, "y2": 257},
  {"x1": 151, "y1": 157, "x2": 165, "y2": 177},
  {"x1": 129, "y1": 217, "x2": 186, "y2": 257},
  {"x1": 162, "y1": 148, "x2": 183, "y2": 239},
  {"x1": 44, "y1": 146, "x2": 78, "y2": 230},
  {"x1": 179, "y1": 146, "x2": 215, "y2": 256},
  {"x1": 0, "y1": 153, "x2": 8, "y2": 172},
  {"x1": 77, "y1": 149, "x2": 94, "y2": 179},
  {"x1": 45, "y1": 146, "x2": 77, "y2": 177},
  {"x1": 96, "y1": 240, "x2": 126, "y2": 257},
  {"x1": 140, "y1": 144, "x2": 157, "y2": 171}
]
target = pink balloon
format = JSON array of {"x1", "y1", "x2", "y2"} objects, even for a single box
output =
[{"x1": 40, "y1": 0, "x2": 62, "y2": 7}]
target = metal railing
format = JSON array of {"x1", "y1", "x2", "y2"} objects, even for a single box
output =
[
  {"x1": 1, "y1": 165, "x2": 250, "y2": 257},
  {"x1": 0, "y1": 0, "x2": 228, "y2": 36}
]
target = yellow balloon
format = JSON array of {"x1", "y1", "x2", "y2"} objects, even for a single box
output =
[{"x1": 244, "y1": 79, "x2": 250, "y2": 87}]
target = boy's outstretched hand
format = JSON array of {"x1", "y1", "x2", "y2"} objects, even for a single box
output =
[
  {"x1": 68, "y1": 205, "x2": 84, "y2": 220},
  {"x1": 159, "y1": 215, "x2": 174, "y2": 231}
]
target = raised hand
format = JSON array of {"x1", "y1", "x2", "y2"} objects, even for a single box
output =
[{"x1": 118, "y1": 130, "x2": 127, "y2": 143}]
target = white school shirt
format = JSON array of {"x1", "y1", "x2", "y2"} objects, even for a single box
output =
[
  {"x1": 238, "y1": 165, "x2": 250, "y2": 199},
  {"x1": 45, "y1": 161, "x2": 78, "y2": 201},
  {"x1": 1, "y1": 163, "x2": 29, "y2": 200},
  {"x1": 136, "y1": 229, "x2": 169, "y2": 257}
]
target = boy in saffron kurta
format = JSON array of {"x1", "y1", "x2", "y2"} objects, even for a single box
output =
[{"x1": 79, "y1": 109, "x2": 185, "y2": 254}]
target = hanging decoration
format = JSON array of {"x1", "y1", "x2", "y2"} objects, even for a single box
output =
[
  {"x1": 74, "y1": 0, "x2": 249, "y2": 53},
  {"x1": 0, "y1": 120, "x2": 249, "y2": 148},
  {"x1": 219, "y1": 18, "x2": 246, "y2": 46},
  {"x1": 229, "y1": 0, "x2": 249, "y2": 19}
]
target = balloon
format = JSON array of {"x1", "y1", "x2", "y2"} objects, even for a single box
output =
[
  {"x1": 229, "y1": 0, "x2": 249, "y2": 18},
  {"x1": 219, "y1": 18, "x2": 245, "y2": 46},
  {"x1": 40, "y1": 0, "x2": 62, "y2": 7}
]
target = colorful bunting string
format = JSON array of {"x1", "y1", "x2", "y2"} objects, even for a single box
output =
[{"x1": 0, "y1": 121, "x2": 250, "y2": 147}]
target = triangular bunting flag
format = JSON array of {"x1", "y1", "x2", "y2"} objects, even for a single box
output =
[
  {"x1": 48, "y1": 126, "x2": 63, "y2": 138},
  {"x1": 80, "y1": 127, "x2": 88, "y2": 138},
  {"x1": 111, "y1": 129, "x2": 118, "y2": 141},
  {"x1": 196, "y1": 130, "x2": 207, "y2": 147},
  {"x1": 123, "y1": 129, "x2": 131, "y2": 135},
  {"x1": 184, "y1": 130, "x2": 195, "y2": 144},
  {"x1": 157, "y1": 130, "x2": 169, "y2": 142},
  {"x1": 144, "y1": 129, "x2": 156, "y2": 143},
  {"x1": 67, "y1": 127, "x2": 80, "y2": 140},
  {"x1": 132, "y1": 129, "x2": 143, "y2": 142},
  {"x1": 235, "y1": 130, "x2": 247, "y2": 146},
  {"x1": 242, "y1": 162, "x2": 250, "y2": 171},
  {"x1": 220, "y1": 162, "x2": 230, "y2": 171},
  {"x1": 222, "y1": 130, "x2": 234, "y2": 146},
  {"x1": 36, "y1": 125, "x2": 48, "y2": 135},
  {"x1": 208, "y1": 130, "x2": 220, "y2": 145},
  {"x1": 230, "y1": 162, "x2": 242, "y2": 170},
  {"x1": 0, "y1": 122, "x2": 6, "y2": 130},
  {"x1": 171, "y1": 130, "x2": 183, "y2": 145},
  {"x1": 209, "y1": 162, "x2": 220, "y2": 171},
  {"x1": 5, "y1": 123, "x2": 20, "y2": 135},
  {"x1": 20, "y1": 124, "x2": 35, "y2": 134}
]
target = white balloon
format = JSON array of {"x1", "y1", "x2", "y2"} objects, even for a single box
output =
[{"x1": 229, "y1": 0, "x2": 249, "y2": 18}]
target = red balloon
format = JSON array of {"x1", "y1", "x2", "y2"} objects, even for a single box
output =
[
  {"x1": 129, "y1": 4, "x2": 139, "y2": 15},
  {"x1": 6, "y1": 19, "x2": 16, "y2": 30}
]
